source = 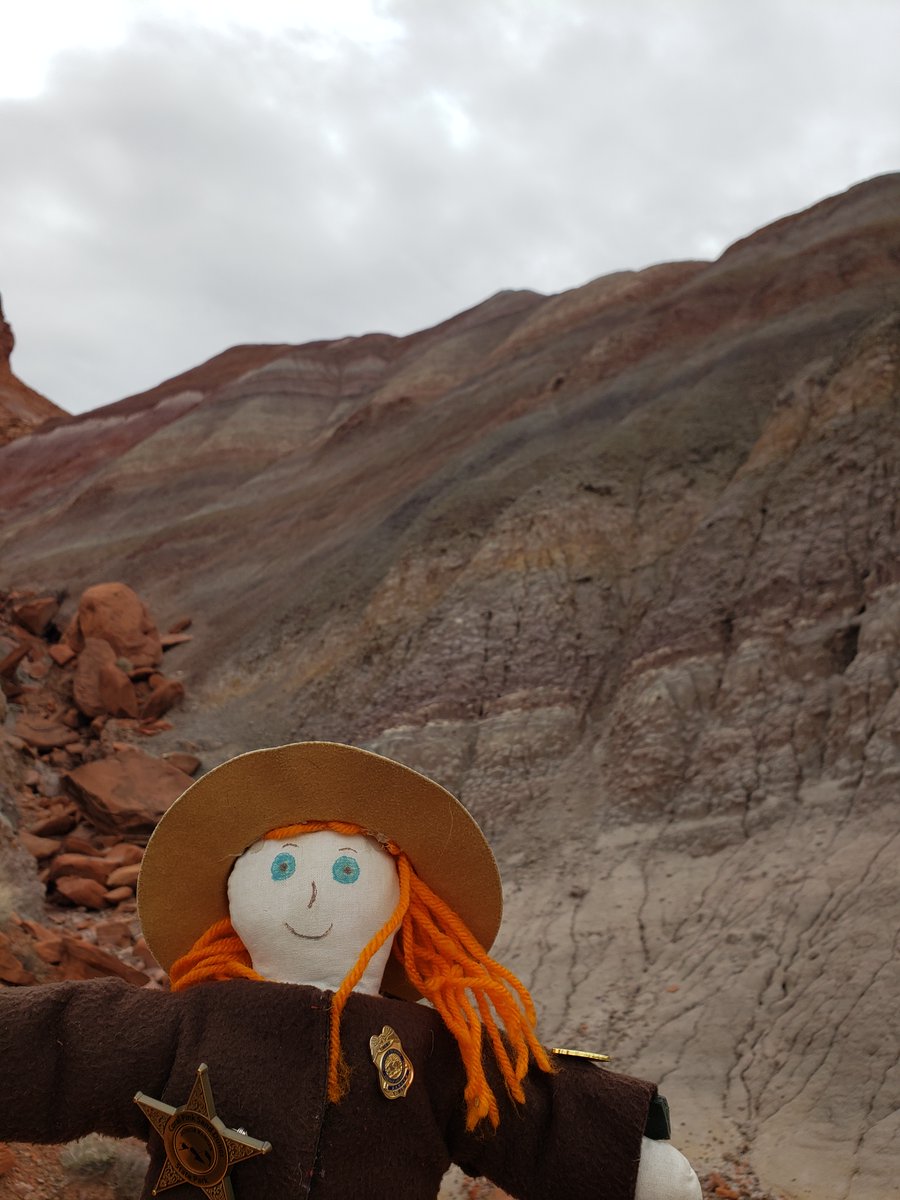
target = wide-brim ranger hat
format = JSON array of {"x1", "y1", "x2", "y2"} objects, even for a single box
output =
[{"x1": 137, "y1": 741, "x2": 502, "y2": 1001}]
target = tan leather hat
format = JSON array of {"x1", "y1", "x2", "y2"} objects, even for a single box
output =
[{"x1": 137, "y1": 741, "x2": 502, "y2": 1000}]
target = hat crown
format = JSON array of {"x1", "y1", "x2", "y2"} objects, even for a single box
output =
[{"x1": 138, "y1": 741, "x2": 502, "y2": 1000}]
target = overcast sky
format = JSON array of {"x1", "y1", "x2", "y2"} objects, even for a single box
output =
[{"x1": 2, "y1": 0, "x2": 898, "y2": 415}]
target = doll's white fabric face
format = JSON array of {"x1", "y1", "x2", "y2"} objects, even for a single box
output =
[{"x1": 227, "y1": 829, "x2": 400, "y2": 995}]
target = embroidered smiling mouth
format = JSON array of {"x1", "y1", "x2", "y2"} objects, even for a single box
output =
[{"x1": 284, "y1": 921, "x2": 333, "y2": 941}]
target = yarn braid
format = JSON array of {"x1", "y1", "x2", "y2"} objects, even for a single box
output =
[{"x1": 169, "y1": 820, "x2": 551, "y2": 1129}]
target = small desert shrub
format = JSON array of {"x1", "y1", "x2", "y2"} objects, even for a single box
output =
[
  {"x1": 60, "y1": 1134, "x2": 149, "y2": 1196},
  {"x1": 59, "y1": 1133, "x2": 118, "y2": 1176}
]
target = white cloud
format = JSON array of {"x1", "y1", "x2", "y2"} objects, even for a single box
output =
[{"x1": 1, "y1": 0, "x2": 899, "y2": 413}]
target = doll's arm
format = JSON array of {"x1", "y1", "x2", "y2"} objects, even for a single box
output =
[
  {"x1": 449, "y1": 1056, "x2": 665, "y2": 1200},
  {"x1": 0, "y1": 978, "x2": 177, "y2": 1144}
]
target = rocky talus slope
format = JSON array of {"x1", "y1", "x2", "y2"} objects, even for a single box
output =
[
  {"x1": 1, "y1": 174, "x2": 898, "y2": 1200},
  {"x1": 0, "y1": 583, "x2": 195, "y2": 980},
  {"x1": 0, "y1": 583, "x2": 202, "y2": 1194}
]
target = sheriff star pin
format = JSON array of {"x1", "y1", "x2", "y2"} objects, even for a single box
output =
[{"x1": 135, "y1": 1064, "x2": 271, "y2": 1199}]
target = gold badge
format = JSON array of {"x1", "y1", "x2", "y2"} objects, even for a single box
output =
[
  {"x1": 369, "y1": 1025, "x2": 414, "y2": 1099},
  {"x1": 550, "y1": 1046, "x2": 611, "y2": 1063},
  {"x1": 135, "y1": 1063, "x2": 271, "y2": 1199}
]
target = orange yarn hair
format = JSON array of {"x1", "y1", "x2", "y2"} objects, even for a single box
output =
[{"x1": 169, "y1": 820, "x2": 552, "y2": 1129}]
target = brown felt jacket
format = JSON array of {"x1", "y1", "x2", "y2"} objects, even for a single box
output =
[{"x1": 0, "y1": 977, "x2": 656, "y2": 1199}]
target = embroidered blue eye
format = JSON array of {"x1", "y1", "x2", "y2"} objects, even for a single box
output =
[
  {"x1": 271, "y1": 852, "x2": 296, "y2": 881},
  {"x1": 332, "y1": 855, "x2": 360, "y2": 884}
]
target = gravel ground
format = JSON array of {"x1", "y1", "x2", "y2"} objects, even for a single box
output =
[{"x1": 1, "y1": 1141, "x2": 786, "y2": 1200}]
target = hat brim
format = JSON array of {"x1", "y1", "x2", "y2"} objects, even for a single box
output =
[{"x1": 137, "y1": 741, "x2": 502, "y2": 1001}]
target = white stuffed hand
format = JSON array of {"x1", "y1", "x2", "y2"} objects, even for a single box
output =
[{"x1": 635, "y1": 1138, "x2": 701, "y2": 1200}]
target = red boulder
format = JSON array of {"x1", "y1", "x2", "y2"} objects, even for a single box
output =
[
  {"x1": 64, "y1": 583, "x2": 163, "y2": 668},
  {"x1": 73, "y1": 637, "x2": 139, "y2": 719},
  {"x1": 65, "y1": 747, "x2": 193, "y2": 837}
]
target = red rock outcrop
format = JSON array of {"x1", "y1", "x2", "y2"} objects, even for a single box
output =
[{"x1": 0, "y1": 296, "x2": 67, "y2": 448}]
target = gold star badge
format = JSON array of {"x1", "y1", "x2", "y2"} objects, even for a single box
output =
[{"x1": 135, "y1": 1063, "x2": 271, "y2": 1199}]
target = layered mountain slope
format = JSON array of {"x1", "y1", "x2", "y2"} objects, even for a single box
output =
[{"x1": 2, "y1": 174, "x2": 899, "y2": 1199}]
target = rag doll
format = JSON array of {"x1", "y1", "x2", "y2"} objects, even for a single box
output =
[{"x1": 0, "y1": 741, "x2": 700, "y2": 1200}]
